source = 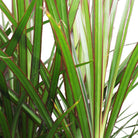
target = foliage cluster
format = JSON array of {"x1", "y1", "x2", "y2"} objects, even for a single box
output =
[{"x1": 0, "y1": 0, "x2": 138, "y2": 137}]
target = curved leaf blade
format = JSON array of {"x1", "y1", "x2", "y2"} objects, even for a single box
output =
[
  {"x1": 46, "y1": 11, "x2": 92, "y2": 137},
  {"x1": 105, "y1": 44, "x2": 138, "y2": 136},
  {"x1": 0, "y1": 71, "x2": 12, "y2": 127},
  {"x1": 47, "y1": 100, "x2": 79, "y2": 138},
  {"x1": 103, "y1": 0, "x2": 134, "y2": 129},
  {"x1": 0, "y1": 0, "x2": 37, "y2": 72},
  {"x1": 0, "y1": 110, "x2": 11, "y2": 138},
  {"x1": 0, "y1": 49, "x2": 53, "y2": 129}
]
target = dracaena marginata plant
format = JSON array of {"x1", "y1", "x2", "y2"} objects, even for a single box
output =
[{"x1": 0, "y1": 0, "x2": 138, "y2": 137}]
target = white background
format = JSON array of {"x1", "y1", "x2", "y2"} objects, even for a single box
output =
[{"x1": 0, "y1": 0, "x2": 138, "y2": 137}]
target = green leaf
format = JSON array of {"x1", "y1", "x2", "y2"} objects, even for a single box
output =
[
  {"x1": 80, "y1": 2, "x2": 94, "y2": 130},
  {"x1": 72, "y1": 37, "x2": 92, "y2": 136},
  {"x1": 16, "y1": 1, "x2": 27, "y2": 136},
  {"x1": 111, "y1": 112, "x2": 138, "y2": 137},
  {"x1": 0, "y1": 0, "x2": 17, "y2": 26},
  {"x1": 31, "y1": 0, "x2": 43, "y2": 89},
  {"x1": 17, "y1": 0, "x2": 27, "y2": 73},
  {"x1": 28, "y1": 1, "x2": 43, "y2": 137},
  {"x1": 102, "y1": 0, "x2": 110, "y2": 114},
  {"x1": 46, "y1": 51, "x2": 61, "y2": 113},
  {"x1": 8, "y1": 89, "x2": 41, "y2": 125},
  {"x1": 26, "y1": 20, "x2": 49, "y2": 33},
  {"x1": 12, "y1": 0, "x2": 18, "y2": 21},
  {"x1": 103, "y1": 0, "x2": 134, "y2": 130},
  {"x1": 93, "y1": 0, "x2": 103, "y2": 137},
  {"x1": 0, "y1": 71, "x2": 13, "y2": 127},
  {"x1": 45, "y1": 0, "x2": 59, "y2": 22},
  {"x1": 69, "y1": 0, "x2": 80, "y2": 29},
  {"x1": 47, "y1": 11, "x2": 92, "y2": 137},
  {"x1": 75, "y1": 60, "x2": 93, "y2": 68},
  {"x1": 108, "y1": 0, "x2": 118, "y2": 49},
  {"x1": 127, "y1": 69, "x2": 138, "y2": 93},
  {"x1": 17, "y1": 0, "x2": 25, "y2": 21},
  {"x1": 75, "y1": 6, "x2": 94, "y2": 134},
  {"x1": 56, "y1": 0, "x2": 70, "y2": 45},
  {"x1": 38, "y1": 100, "x2": 79, "y2": 138},
  {"x1": 105, "y1": 44, "x2": 138, "y2": 136},
  {"x1": 11, "y1": 93, "x2": 26, "y2": 138},
  {"x1": 0, "y1": 25, "x2": 52, "y2": 127},
  {"x1": 0, "y1": 49, "x2": 53, "y2": 129},
  {"x1": 0, "y1": 110, "x2": 11, "y2": 138},
  {"x1": 0, "y1": 0, "x2": 37, "y2": 72},
  {"x1": 0, "y1": 28, "x2": 8, "y2": 44},
  {"x1": 104, "y1": 53, "x2": 137, "y2": 96},
  {"x1": 56, "y1": 1, "x2": 78, "y2": 136}
]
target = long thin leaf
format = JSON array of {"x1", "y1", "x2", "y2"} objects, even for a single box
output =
[
  {"x1": 56, "y1": 1, "x2": 77, "y2": 136},
  {"x1": 0, "y1": 0, "x2": 37, "y2": 72},
  {"x1": 0, "y1": 27, "x2": 53, "y2": 127},
  {"x1": 80, "y1": 1, "x2": 95, "y2": 134},
  {"x1": 108, "y1": 0, "x2": 118, "y2": 48},
  {"x1": 105, "y1": 44, "x2": 138, "y2": 136},
  {"x1": 0, "y1": 110, "x2": 11, "y2": 138},
  {"x1": 8, "y1": 89, "x2": 41, "y2": 125},
  {"x1": 0, "y1": 0, "x2": 17, "y2": 26},
  {"x1": 71, "y1": 33, "x2": 93, "y2": 136},
  {"x1": 47, "y1": 11, "x2": 92, "y2": 137},
  {"x1": 46, "y1": 51, "x2": 61, "y2": 113},
  {"x1": 56, "y1": 0, "x2": 70, "y2": 45},
  {"x1": 93, "y1": 0, "x2": 103, "y2": 137},
  {"x1": 26, "y1": 20, "x2": 49, "y2": 33},
  {"x1": 16, "y1": 1, "x2": 27, "y2": 137},
  {"x1": 0, "y1": 28, "x2": 8, "y2": 44},
  {"x1": 102, "y1": 2, "x2": 110, "y2": 134},
  {"x1": 38, "y1": 100, "x2": 79, "y2": 138},
  {"x1": 45, "y1": 0, "x2": 62, "y2": 117},
  {"x1": 111, "y1": 113, "x2": 138, "y2": 137},
  {"x1": 103, "y1": 0, "x2": 134, "y2": 130},
  {"x1": 0, "y1": 71, "x2": 13, "y2": 127},
  {"x1": 0, "y1": 49, "x2": 53, "y2": 128},
  {"x1": 12, "y1": 0, "x2": 18, "y2": 21},
  {"x1": 69, "y1": 0, "x2": 80, "y2": 29},
  {"x1": 28, "y1": 1, "x2": 43, "y2": 137},
  {"x1": 31, "y1": 0, "x2": 43, "y2": 86},
  {"x1": 11, "y1": 93, "x2": 26, "y2": 138}
]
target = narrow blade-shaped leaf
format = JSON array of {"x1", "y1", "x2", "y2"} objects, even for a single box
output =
[
  {"x1": 0, "y1": 110, "x2": 11, "y2": 138},
  {"x1": 47, "y1": 11, "x2": 92, "y2": 137},
  {"x1": 0, "y1": 0, "x2": 37, "y2": 72},
  {"x1": 93, "y1": 0, "x2": 103, "y2": 137},
  {"x1": 69, "y1": 0, "x2": 80, "y2": 29},
  {"x1": 38, "y1": 100, "x2": 79, "y2": 138},
  {"x1": 0, "y1": 71, "x2": 12, "y2": 127},
  {"x1": 103, "y1": 0, "x2": 134, "y2": 129},
  {"x1": 0, "y1": 49, "x2": 53, "y2": 128},
  {"x1": 105, "y1": 44, "x2": 138, "y2": 136}
]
